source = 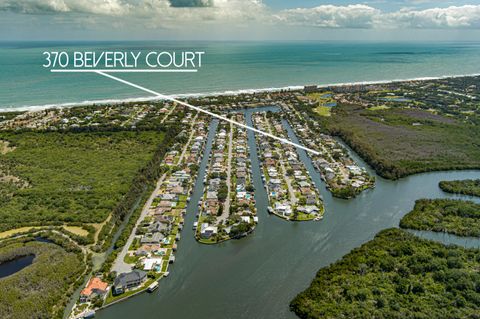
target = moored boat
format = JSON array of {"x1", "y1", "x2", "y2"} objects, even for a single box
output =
[{"x1": 147, "y1": 281, "x2": 159, "y2": 293}]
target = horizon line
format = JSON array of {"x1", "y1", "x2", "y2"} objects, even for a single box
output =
[{"x1": 51, "y1": 69, "x2": 198, "y2": 73}]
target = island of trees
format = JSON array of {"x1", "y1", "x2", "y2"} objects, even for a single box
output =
[
  {"x1": 290, "y1": 228, "x2": 480, "y2": 319},
  {"x1": 400, "y1": 199, "x2": 480, "y2": 237},
  {"x1": 439, "y1": 179, "x2": 480, "y2": 198}
]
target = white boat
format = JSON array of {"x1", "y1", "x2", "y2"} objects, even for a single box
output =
[
  {"x1": 147, "y1": 281, "x2": 159, "y2": 293},
  {"x1": 193, "y1": 221, "x2": 198, "y2": 229},
  {"x1": 83, "y1": 310, "x2": 95, "y2": 319}
]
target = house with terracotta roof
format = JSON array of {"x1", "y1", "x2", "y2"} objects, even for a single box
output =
[{"x1": 80, "y1": 277, "x2": 109, "y2": 303}]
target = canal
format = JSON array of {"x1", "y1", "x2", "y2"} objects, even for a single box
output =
[{"x1": 96, "y1": 107, "x2": 480, "y2": 319}]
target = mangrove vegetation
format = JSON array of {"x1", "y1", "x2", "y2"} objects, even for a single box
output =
[
  {"x1": 400, "y1": 199, "x2": 480, "y2": 237},
  {"x1": 290, "y1": 228, "x2": 480, "y2": 319}
]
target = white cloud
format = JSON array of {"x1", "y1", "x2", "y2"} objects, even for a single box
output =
[
  {"x1": 276, "y1": 4, "x2": 480, "y2": 29},
  {"x1": 1, "y1": 0, "x2": 480, "y2": 30},
  {"x1": 385, "y1": 5, "x2": 480, "y2": 29},
  {"x1": 275, "y1": 4, "x2": 380, "y2": 29},
  {"x1": 0, "y1": 0, "x2": 264, "y2": 17},
  {"x1": 0, "y1": 0, "x2": 132, "y2": 15}
]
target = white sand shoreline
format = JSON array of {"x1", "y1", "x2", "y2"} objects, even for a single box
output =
[{"x1": 2, "y1": 72, "x2": 479, "y2": 113}]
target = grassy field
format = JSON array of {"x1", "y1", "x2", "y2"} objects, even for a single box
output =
[
  {"x1": 291, "y1": 228, "x2": 480, "y2": 319},
  {"x1": 313, "y1": 104, "x2": 480, "y2": 179},
  {"x1": 313, "y1": 106, "x2": 331, "y2": 117},
  {"x1": 0, "y1": 227, "x2": 43, "y2": 239},
  {"x1": 0, "y1": 131, "x2": 165, "y2": 232},
  {"x1": 0, "y1": 239, "x2": 86, "y2": 319},
  {"x1": 62, "y1": 226, "x2": 89, "y2": 237},
  {"x1": 367, "y1": 105, "x2": 390, "y2": 111},
  {"x1": 400, "y1": 199, "x2": 480, "y2": 237}
]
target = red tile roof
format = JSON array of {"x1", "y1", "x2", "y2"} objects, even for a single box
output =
[{"x1": 81, "y1": 277, "x2": 108, "y2": 296}]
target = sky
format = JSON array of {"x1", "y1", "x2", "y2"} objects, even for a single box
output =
[{"x1": 0, "y1": 0, "x2": 480, "y2": 41}]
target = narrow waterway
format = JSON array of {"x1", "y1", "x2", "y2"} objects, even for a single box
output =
[
  {"x1": 97, "y1": 107, "x2": 480, "y2": 319},
  {"x1": 245, "y1": 106, "x2": 279, "y2": 219},
  {"x1": 281, "y1": 118, "x2": 329, "y2": 200},
  {"x1": 407, "y1": 229, "x2": 480, "y2": 249}
]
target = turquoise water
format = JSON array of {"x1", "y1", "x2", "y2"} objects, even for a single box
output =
[{"x1": 1, "y1": 41, "x2": 480, "y2": 110}]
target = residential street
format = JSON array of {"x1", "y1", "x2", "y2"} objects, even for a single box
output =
[
  {"x1": 111, "y1": 172, "x2": 167, "y2": 274},
  {"x1": 264, "y1": 113, "x2": 297, "y2": 204},
  {"x1": 220, "y1": 122, "x2": 233, "y2": 222}
]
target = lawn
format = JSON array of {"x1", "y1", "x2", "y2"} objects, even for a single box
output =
[
  {"x1": 367, "y1": 105, "x2": 390, "y2": 111},
  {"x1": 293, "y1": 212, "x2": 317, "y2": 221},
  {"x1": 314, "y1": 106, "x2": 331, "y2": 117},
  {"x1": 123, "y1": 253, "x2": 139, "y2": 265}
]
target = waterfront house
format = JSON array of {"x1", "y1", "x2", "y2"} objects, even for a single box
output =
[
  {"x1": 143, "y1": 258, "x2": 163, "y2": 271},
  {"x1": 80, "y1": 277, "x2": 108, "y2": 303},
  {"x1": 113, "y1": 270, "x2": 147, "y2": 295},
  {"x1": 241, "y1": 216, "x2": 251, "y2": 224},
  {"x1": 303, "y1": 205, "x2": 320, "y2": 214},
  {"x1": 172, "y1": 186, "x2": 185, "y2": 195},
  {"x1": 237, "y1": 191, "x2": 247, "y2": 200},
  {"x1": 298, "y1": 181, "x2": 310, "y2": 188},
  {"x1": 200, "y1": 223, "x2": 218, "y2": 239},
  {"x1": 352, "y1": 180, "x2": 365, "y2": 188},
  {"x1": 275, "y1": 202, "x2": 293, "y2": 216}
]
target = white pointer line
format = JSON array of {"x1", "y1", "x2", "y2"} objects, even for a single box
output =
[
  {"x1": 64, "y1": 70, "x2": 320, "y2": 156},
  {"x1": 51, "y1": 69, "x2": 198, "y2": 73}
]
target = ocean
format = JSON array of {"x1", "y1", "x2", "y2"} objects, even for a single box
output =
[{"x1": 1, "y1": 41, "x2": 480, "y2": 111}]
